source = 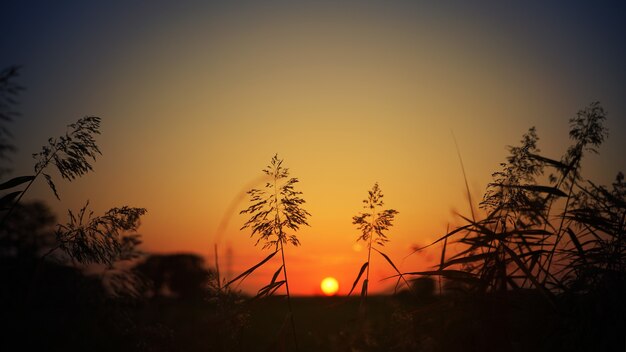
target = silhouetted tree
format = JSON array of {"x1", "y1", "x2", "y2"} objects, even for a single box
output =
[
  {"x1": 0, "y1": 200, "x2": 55, "y2": 260},
  {"x1": 134, "y1": 253, "x2": 210, "y2": 300},
  {"x1": 410, "y1": 277, "x2": 436, "y2": 300}
]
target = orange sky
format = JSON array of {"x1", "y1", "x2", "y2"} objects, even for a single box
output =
[{"x1": 4, "y1": 1, "x2": 626, "y2": 295}]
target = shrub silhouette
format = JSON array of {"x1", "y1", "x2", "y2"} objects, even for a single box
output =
[
  {"x1": 134, "y1": 253, "x2": 211, "y2": 299},
  {"x1": 0, "y1": 201, "x2": 56, "y2": 259}
]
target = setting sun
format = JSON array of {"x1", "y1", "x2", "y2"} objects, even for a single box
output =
[{"x1": 320, "y1": 277, "x2": 339, "y2": 296}]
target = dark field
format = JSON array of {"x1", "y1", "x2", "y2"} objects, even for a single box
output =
[
  {"x1": 0, "y1": 235, "x2": 623, "y2": 351},
  {"x1": 144, "y1": 293, "x2": 623, "y2": 352},
  {"x1": 243, "y1": 296, "x2": 394, "y2": 352}
]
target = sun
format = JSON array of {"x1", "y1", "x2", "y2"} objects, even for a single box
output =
[{"x1": 320, "y1": 277, "x2": 339, "y2": 296}]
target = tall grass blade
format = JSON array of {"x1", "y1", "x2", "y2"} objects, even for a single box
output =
[
  {"x1": 373, "y1": 248, "x2": 400, "y2": 274},
  {"x1": 256, "y1": 280, "x2": 286, "y2": 299},
  {"x1": 0, "y1": 175, "x2": 34, "y2": 190},
  {"x1": 502, "y1": 184, "x2": 567, "y2": 197},
  {"x1": 360, "y1": 279, "x2": 368, "y2": 298},
  {"x1": 254, "y1": 264, "x2": 286, "y2": 299},
  {"x1": 214, "y1": 243, "x2": 221, "y2": 290},
  {"x1": 226, "y1": 249, "x2": 278, "y2": 287},
  {"x1": 440, "y1": 253, "x2": 493, "y2": 269},
  {"x1": 566, "y1": 227, "x2": 586, "y2": 263},
  {"x1": 438, "y1": 231, "x2": 448, "y2": 295},
  {"x1": 270, "y1": 265, "x2": 283, "y2": 285},
  {"x1": 439, "y1": 234, "x2": 448, "y2": 270},
  {"x1": 405, "y1": 224, "x2": 473, "y2": 258},
  {"x1": 452, "y1": 131, "x2": 476, "y2": 222},
  {"x1": 373, "y1": 247, "x2": 412, "y2": 292},
  {"x1": 398, "y1": 269, "x2": 480, "y2": 282},
  {"x1": 527, "y1": 152, "x2": 573, "y2": 170},
  {"x1": 349, "y1": 262, "x2": 368, "y2": 296}
]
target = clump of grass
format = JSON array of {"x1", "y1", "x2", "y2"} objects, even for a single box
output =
[
  {"x1": 229, "y1": 154, "x2": 310, "y2": 350},
  {"x1": 399, "y1": 101, "x2": 624, "y2": 350}
]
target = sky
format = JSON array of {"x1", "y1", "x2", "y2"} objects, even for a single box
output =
[{"x1": 2, "y1": 1, "x2": 626, "y2": 295}]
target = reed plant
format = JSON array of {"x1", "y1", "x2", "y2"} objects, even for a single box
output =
[
  {"x1": 350, "y1": 183, "x2": 408, "y2": 300},
  {"x1": 229, "y1": 154, "x2": 310, "y2": 350}
]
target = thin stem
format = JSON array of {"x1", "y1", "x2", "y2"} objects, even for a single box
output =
[
  {"x1": 365, "y1": 203, "x2": 376, "y2": 299},
  {"x1": 273, "y1": 169, "x2": 299, "y2": 351},
  {"x1": 543, "y1": 168, "x2": 578, "y2": 284},
  {"x1": 438, "y1": 229, "x2": 448, "y2": 296},
  {"x1": 214, "y1": 243, "x2": 221, "y2": 291},
  {"x1": 539, "y1": 154, "x2": 581, "y2": 275},
  {"x1": 365, "y1": 235, "x2": 373, "y2": 298},
  {"x1": 452, "y1": 131, "x2": 476, "y2": 223},
  {"x1": 279, "y1": 239, "x2": 299, "y2": 351}
]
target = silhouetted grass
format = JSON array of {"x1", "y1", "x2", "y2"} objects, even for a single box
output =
[
  {"x1": 399, "y1": 102, "x2": 625, "y2": 351},
  {"x1": 228, "y1": 154, "x2": 311, "y2": 351},
  {"x1": 350, "y1": 183, "x2": 407, "y2": 303}
]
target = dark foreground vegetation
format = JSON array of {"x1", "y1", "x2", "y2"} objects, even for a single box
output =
[
  {"x1": 1, "y1": 269, "x2": 622, "y2": 351},
  {"x1": 0, "y1": 66, "x2": 624, "y2": 351}
]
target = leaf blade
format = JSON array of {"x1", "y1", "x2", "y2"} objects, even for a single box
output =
[
  {"x1": 0, "y1": 175, "x2": 35, "y2": 190},
  {"x1": 348, "y1": 262, "x2": 369, "y2": 296},
  {"x1": 225, "y1": 250, "x2": 278, "y2": 287}
]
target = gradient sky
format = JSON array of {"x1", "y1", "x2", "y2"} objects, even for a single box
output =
[{"x1": 2, "y1": 1, "x2": 626, "y2": 295}]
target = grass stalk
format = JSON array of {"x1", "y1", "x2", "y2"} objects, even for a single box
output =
[
  {"x1": 279, "y1": 239, "x2": 299, "y2": 351},
  {"x1": 452, "y1": 131, "x2": 476, "y2": 223},
  {"x1": 364, "y1": 203, "x2": 375, "y2": 300}
]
